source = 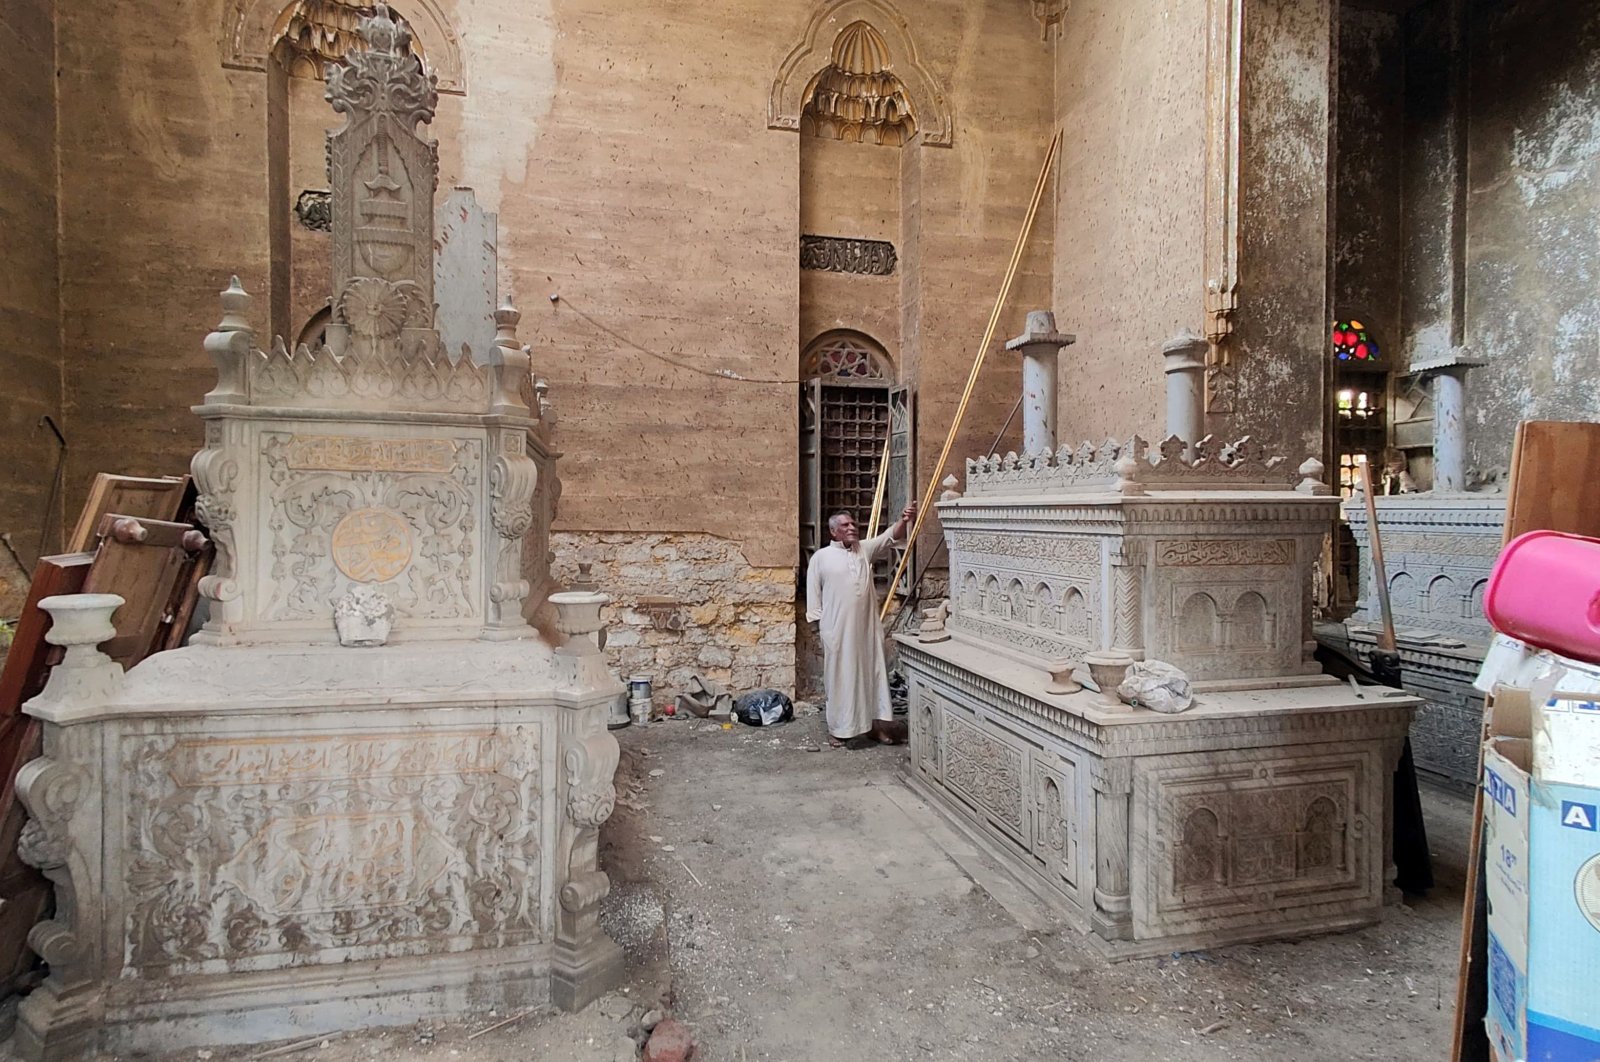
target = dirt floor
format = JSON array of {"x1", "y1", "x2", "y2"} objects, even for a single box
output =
[{"x1": 113, "y1": 706, "x2": 1474, "y2": 1062}]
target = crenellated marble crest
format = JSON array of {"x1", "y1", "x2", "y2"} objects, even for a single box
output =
[{"x1": 944, "y1": 432, "x2": 1335, "y2": 683}]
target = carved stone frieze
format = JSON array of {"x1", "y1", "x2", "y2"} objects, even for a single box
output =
[
  {"x1": 1157, "y1": 539, "x2": 1293, "y2": 566},
  {"x1": 799, "y1": 235, "x2": 897, "y2": 275},
  {"x1": 963, "y1": 434, "x2": 1298, "y2": 497},
  {"x1": 948, "y1": 612, "x2": 1080, "y2": 660},
  {"x1": 1149, "y1": 754, "x2": 1369, "y2": 930}
]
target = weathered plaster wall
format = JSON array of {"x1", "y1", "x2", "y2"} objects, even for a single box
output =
[
  {"x1": 1229, "y1": 0, "x2": 1334, "y2": 461},
  {"x1": 1051, "y1": 0, "x2": 1208, "y2": 447},
  {"x1": 799, "y1": 135, "x2": 903, "y2": 357},
  {"x1": 1332, "y1": 6, "x2": 1403, "y2": 331},
  {"x1": 1397, "y1": 0, "x2": 1465, "y2": 371},
  {"x1": 47, "y1": 0, "x2": 1052, "y2": 699},
  {"x1": 0, "y1": 0, "x2": 61, "y2": 613},
  {"x1": 1463, "y1": 0, "x2": 1600, "y2": 472}
]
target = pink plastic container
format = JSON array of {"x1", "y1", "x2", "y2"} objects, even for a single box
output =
[{"x1": 1483, "y1": 530, "x2": 1600, "y2": 665}]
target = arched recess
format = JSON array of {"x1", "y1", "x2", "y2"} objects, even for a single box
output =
[
  {"x1": 222, "y1": 0, "x2": 466, "y2": 94},
  {"x1": 769, "y1": 0, "x2": 952, "y2": 147}
]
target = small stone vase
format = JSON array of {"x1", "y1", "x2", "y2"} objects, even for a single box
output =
[
  {"x1": 1082, "y1": 650, "x2": 1135, "y2": 708},
  {"x1": 550, "y1": 590, "x2": 610, "y2": 656}
]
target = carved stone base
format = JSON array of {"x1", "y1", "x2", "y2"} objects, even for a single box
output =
[
  {"x1": 550, "y1": 936, "x2": 627, "y2": 1012},
  {"x1": 898, "y1": 635, "x2": 1416, "y2": 956},
  {"x1": 14, "y1": 981, "x2": 101, "y2": 1062}
]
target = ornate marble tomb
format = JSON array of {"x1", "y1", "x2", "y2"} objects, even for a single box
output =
[
  {"x1": 13, "y1": 11, "x2": 623, "y2": 1057},
  {"x1": 896, "y1": 325, "x2": 1418, "y2": 957}
]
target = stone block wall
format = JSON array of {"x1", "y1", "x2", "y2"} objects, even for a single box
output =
[{"x1": 552, "y1": 533, "x2": 796, "y2": 703}]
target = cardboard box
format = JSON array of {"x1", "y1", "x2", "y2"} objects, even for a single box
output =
[{"x1": 1483, "y1": 679, "x2": 1600, "y2": 1062}]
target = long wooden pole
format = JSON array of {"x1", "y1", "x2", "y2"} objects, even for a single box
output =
[
  {"x1": 866, "y1": 427, "x2": 893, "y2": 540},
  {"x1": 1357, "y1": 457, "x2": 1398, "y2": 652},
  {"x1": 880, "y1": 129, "x2": 1062, "y2": 621}
]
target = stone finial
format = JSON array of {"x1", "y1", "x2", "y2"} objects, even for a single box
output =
[
  {"x1": 939, "y1": 474, "x2": 962, "y2": 502},
  {"x1": 1043, "y1": 659, "x2": 1082, "y2": 695},
  {"x1": 203, "y1": 278, "x2": 255, "y2": 406},
  {"x1": 489, "y1": 296, "x2": 533, "y2": 415},
  {"x1": 1112, "y1": 441, "x2": 1147, "y2": 496},
  {"x1": 1295, "y1": 457, "x2": 1332, "y2": 496},
  {"x1": 549, "y1": 591, "x2": 610, "y2": 657},
  {"x1": 217, "y1": 276, "x2": 253, "y2": 333}
]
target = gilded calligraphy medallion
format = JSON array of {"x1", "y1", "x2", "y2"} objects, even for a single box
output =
[{"x1": 331, "y1": 507, "x2": 414, "y2": 582}]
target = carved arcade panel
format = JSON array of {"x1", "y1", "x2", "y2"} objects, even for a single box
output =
[
  {"x1": 121, "y1": 724, "x2": 545, "y2": 973},
  {"x1": 1143, "y1": 753, "x2": 1371, "y2": 937},
  {"x1": 947, "y1": 530, "x2": 1103, "y2": 662}
]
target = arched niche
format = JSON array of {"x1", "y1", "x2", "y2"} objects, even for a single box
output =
[
  {"x1": 222, "y1": 0, "x2": 467, "y2": 95},
  {"x1": 769, "y1": 0, "x2": 953, "y2": 148}
]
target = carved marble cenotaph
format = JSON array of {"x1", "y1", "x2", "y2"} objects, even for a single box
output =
[
  {"x1": 13, "y1": 11, "x2": 623, "y2": 1057},
  {"x1": 1320, "y1": 355, "x2": 1504, "y2": 790},
  {"x1": 896, "y1": 324, "x2": 1418, "y2": 958}
]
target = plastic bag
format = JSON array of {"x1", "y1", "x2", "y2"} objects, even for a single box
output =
[
  {"x1": 733, "y1": 689, "x2": 794, "y2": 727},
  {"x1": 1117, "y1": 660, "x2": 1193, "y2": 714}
]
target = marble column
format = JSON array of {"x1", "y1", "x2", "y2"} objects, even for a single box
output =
[
  {"x1": 1004, "y1": 311, "x2": 1075, "y2": 456},
  {"x1": 1090, "y1": 760, "x2": 1134, "y2": 939},
  {"x1": 1412, "y1": 352, "x2": 1484, "y2": 492},
  {"x1": 1162, "y1": 332, "x2": 1209, "y2": 456}
]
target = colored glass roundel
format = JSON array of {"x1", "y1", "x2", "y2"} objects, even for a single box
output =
[{"x1": 1332, "y1": 320, "x2": 1379, "y2": 362}]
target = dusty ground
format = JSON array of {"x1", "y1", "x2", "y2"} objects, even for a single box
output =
[{"x1": 121, "y1": 710, "x2": 1469, "y2": 1062}]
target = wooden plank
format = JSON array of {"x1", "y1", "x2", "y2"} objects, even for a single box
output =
[
  {"x1": 1502, "y1": 420, "x2": 1600, "y2": 544},
  {"x1": 66, "y1": 474, "x2": 190, "y2": 553},
  {"x1": 156, "y1": 544, "x2": 213, "y2": 653},
  {"x1": 81, "y1": 515, "x2": 205, "y2": 671},
  {"x1": 0, "y1": 553, "x2": 94, "y2": 715}
]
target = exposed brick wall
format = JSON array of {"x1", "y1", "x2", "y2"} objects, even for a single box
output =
[{"x1": 552, "y1": 532, "x2": 796, "y2": 703}]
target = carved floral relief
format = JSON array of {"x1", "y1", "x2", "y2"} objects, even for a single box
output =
[
  {"x1": 122, "y1": 727, "x2": 543, "y2": 970},
  {"x1": 261, "y1": 432, "x2": 481, "y2": 621}
]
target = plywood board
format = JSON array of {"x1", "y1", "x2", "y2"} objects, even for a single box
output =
[
  {"x1": 66, "y1": 474, "x2": 189, "y2": 553},
  {"x1": 1502, "y1": 421, "x2": 1600, "y2": 544}
]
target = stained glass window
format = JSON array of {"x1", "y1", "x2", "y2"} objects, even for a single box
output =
[
  {"x1": 1332, "y1": 320, "x2": 1380, "y2": 362},
  {"x1": 801, "y1": 333, "x2": 889, "y2": 382}
]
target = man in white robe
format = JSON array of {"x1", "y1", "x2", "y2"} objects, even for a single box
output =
[{"x1": 805, "y1": 504, "x2": 916, "y2": 747}]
